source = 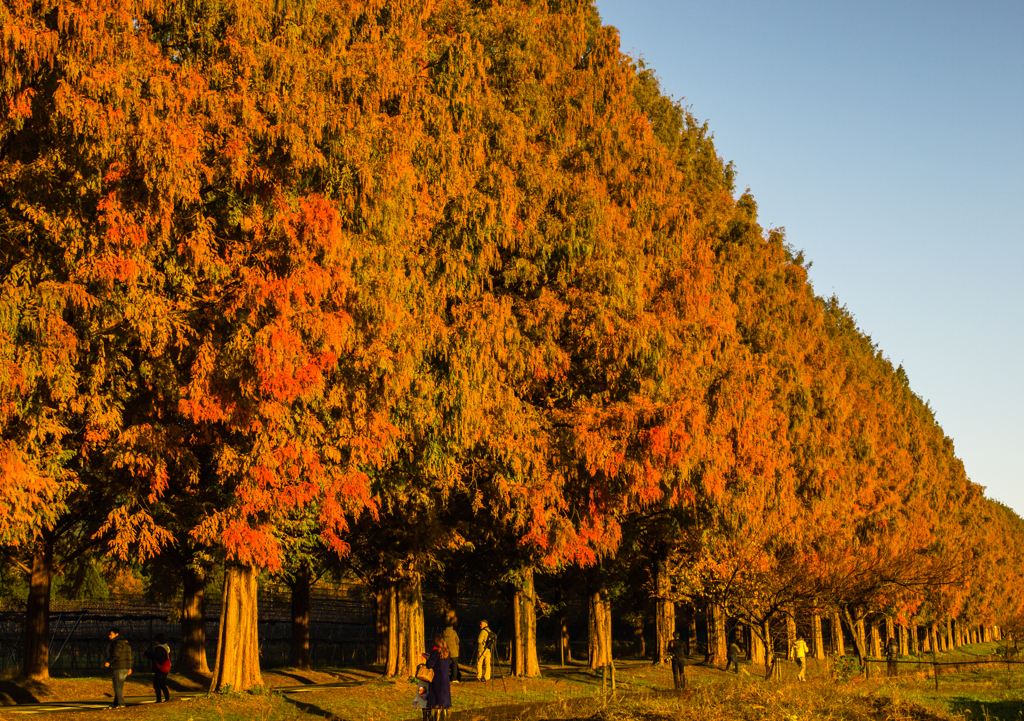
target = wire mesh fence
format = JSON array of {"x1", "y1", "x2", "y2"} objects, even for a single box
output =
[
  {"x1": 0, "y1": 584, "x2": 381, "y2": 674},
  {"x1": 860, "y1": 654, "x2": 1024, "y2": 689}
]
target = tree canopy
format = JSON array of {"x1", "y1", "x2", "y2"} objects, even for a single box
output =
[{"x1": 2, "y1": 0, "x2": 1021, "y2": 686}]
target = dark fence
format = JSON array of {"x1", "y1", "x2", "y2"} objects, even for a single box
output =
[
  {"x1": 0, "y1": 589, "x2": 785, "y2": 675},
  {"x1": 0, "y1": 585, "x2": 380, "y2": 674},
  {"x1": 0, "y1": 585, "x2": 596, "y2": 674},
  {"x1": 861, "y1": 655, "x2": 1024, "y2": 689}
]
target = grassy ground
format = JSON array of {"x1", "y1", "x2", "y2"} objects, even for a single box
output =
[{"x1": 0, "y1": 642, "x2": 1020, "y2": 720}]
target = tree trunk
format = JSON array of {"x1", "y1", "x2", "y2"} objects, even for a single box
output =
[
  {"x1": 511, "y1": 568, "x2": 541, "y2": 677},
  {"x1": 910, "y1": 623, "x2": 919, "y2": 656},
  {"x1": 681, "y1": 604, "x2": 696, "y2": 656},
  {"x1": 383, "y1": 582, "x2": 400, "y2": 675},
  {"x1": 869, "y1": 620, "x2": 882, "y2": 658},
  {"x1": 811, "y1": 613, "x2": 825, "y2": 660},
  {"x1": 946, "y1": 618, "x2": 954, "y2": 650},
  {"x1": 654, "y1": 562, "x2": 673, "y2": 664},
  {"x1": 762, "y1": 619, "x2": 775, "y2": 679},
  {"x1": 707, "y1": 602, "x2": 727, "y2": 668},
  {"x1": 831, "y1": 611, "x2": 845, "y2": 656},
  {"x1": 179, "y1": 566, "x2": 211, "y2": 674},
  {"x1": 841, "y1": 608, "x2": 867, "y2": 662},
  {"x1": 927, "y1": 623, "x2": 938, "y2": 654},
  {"x1": 22, "y1": 536, "x2": 54, "y2": 680},
  {"x1": 855, "y1": 618, "x2": 867, "y2": 658},
  {"x1": 786, "y1": 612, "x2": 796, "y2": 660},
  {"x1": 588, "y1": 590, "x2": 611, "y2": 670},
  {"x1": 750, "y1": 621, "x2": 765, "y2": 666},
  {"x1": 522, "y1": 569, "x2": 540, "y2": 676},
  {"x1": 210, "y1": 564, "x2": 261, "y2": 692},
  {"x1": 510, "y1": 586, "x2": 520, "y2": 674},
  {"x1": 559, "y1": 605, "x2": 571, "y2": 665},
  {"x1": 290, "y1": 562, "x2": 311, "y2": 670},
  {"x1": 392, "y1": 574, "x2": 424, "y2": 678},
  {"x1": 374, "y1": 584, "x2": 393, "y2": 667}
]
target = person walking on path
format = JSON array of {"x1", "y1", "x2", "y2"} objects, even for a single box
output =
[
  {"x1": 143, "y1": 633, "x2": 171, "y2": 703},
  {"x1": 104, "y1": 628, "x2": 133, "y2": 709},
  {"x1": 727, "y1": 635, "x2": 742, "y2": 674},
  {"x1": 475, "y1": 620, "x2": 492, "y2": 682},
  {"x1": 885, "y1": 636, "x2": 899, "y2": 677},
  {"x1": 425, "y1": 633, "x2": 452, "y2": 720},
  {"x1": 792, "y1": 634, "x2": 810, "y2": 682},
  {"x1": 442, "y1": 614, "x2": 461, "y2": 683},
  {"x1": 667, "y1": 631, "x2": 686, "y2": 690}
]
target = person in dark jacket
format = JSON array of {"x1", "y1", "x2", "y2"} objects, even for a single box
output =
[
  {"x1": 727, "y1": 634, "x2": 742, "y2": 673},
  {"x1": 104, "y1": 627, "x2": 133, "y2": 708},
  {"x1": 441, "y1": 614, "x2": 461, "y2": 683},
  {"x1": 885, "y1": 636, "x2": 899, "y2": 677},
  {"x1": 425, "y1": 633, "x2": 452, "y2": 720},
  {"x1": 143, "y1": 633, "x2": 171, "y2": 702},
  {"x1": 667, "y1": 631, "x2": 686, "y2": 690}
]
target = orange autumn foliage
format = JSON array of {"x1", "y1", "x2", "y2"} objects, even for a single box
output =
[{"x1": 0, "y1": 0, "x2": 1020, "y2": 642}]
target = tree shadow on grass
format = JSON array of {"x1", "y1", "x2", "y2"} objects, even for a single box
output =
[
  {"x1": 270, "y1": 671, "x2": 319, "y2": 685},
  {"x1": 0, "y1": 678, "x2": 46, "y2": 705},
  {"x1": 949, "y1": 696, "x2": 1024, "y2": 721},
  {"x1": 282, "y1": 694, "x2": 346, "y2": 720},
  {"x1": 166, "y1": 670, "x2": 212, "y2": 693}
]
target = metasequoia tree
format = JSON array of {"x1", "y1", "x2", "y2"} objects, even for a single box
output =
[
  {"x1": 0, "y1": 0, "x2": 189, "y2": 677},
  {"x1": 2, "y1": 0, "x2": 427, "y2": 690}
]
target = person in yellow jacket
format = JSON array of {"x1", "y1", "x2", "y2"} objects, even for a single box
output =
[
  {"x1": 792, "y1": 635, "x2": 810, "y2": 681},
  {"x1": 475, "y1": 620, "x2": 493, "y2": 681}
]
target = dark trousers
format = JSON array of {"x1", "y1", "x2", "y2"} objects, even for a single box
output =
[
  {"x1": 112, "y1": 669, "x2": 130, "y2": 707},
  {"x1": 671, "y1": 658, "x2": 686, "y2": 689},
  {"x1": 727, "y1": 654, "x2": 739, "y2": 673},
  {"x1": 449, "y1": 656, "x2": 461, "y2": 682},
  {"x1": 153, "y1": 671, "x2": 170, "y2": 701}
]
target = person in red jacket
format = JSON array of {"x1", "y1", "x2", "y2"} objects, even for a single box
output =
[{"x1": 143, "y1": 633, "x2": 172, "y2": 703}]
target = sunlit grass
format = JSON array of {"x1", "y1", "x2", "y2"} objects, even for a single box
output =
[{"x1": 1, "y1": 648, "x2": 1022, "y2": 721}]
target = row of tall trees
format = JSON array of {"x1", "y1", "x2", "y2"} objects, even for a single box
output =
[{"x1": 3, "y1": 0, "x2": 1022, "y2": 689}]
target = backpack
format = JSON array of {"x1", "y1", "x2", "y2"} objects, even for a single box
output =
[
  {"x1": 486, "y1": 629, "x2": 498, "y2": 655},
  {"x1": 156, "y1": 644, "x2": 171, "y2": 673}
]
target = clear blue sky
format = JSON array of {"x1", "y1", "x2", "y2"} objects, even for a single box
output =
[{"x1": 593, "y1": 0, "x2": 1024, "y2": 516}]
